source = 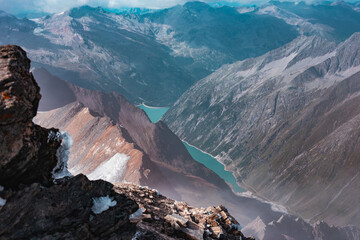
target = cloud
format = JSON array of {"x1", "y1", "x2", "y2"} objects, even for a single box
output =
[
  {"x1": 0, "y1": 0, "x2": 355, "y2": 16},
  {"x1": 0, "y1": 0, "x2": 191, "y2": 14}
]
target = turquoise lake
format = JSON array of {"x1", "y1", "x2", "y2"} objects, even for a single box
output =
[
  {"x1": 138, "y1": 104, "x2": 244, "y2": 193},
  {"x1": 138, "y1": 104, "x2": 170, "y2": 123}
]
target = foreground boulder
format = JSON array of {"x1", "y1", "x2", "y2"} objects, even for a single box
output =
[{"x1": 0, "y1": 175, "x2": 138, "y2": 239}]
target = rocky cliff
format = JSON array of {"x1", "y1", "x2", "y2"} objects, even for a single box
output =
[
  {"x1": 0, "y1": 45, "x2": 60, "y2": 188},
  {"x1": 0, "y1": 45, "x2": 252, "y2": 240},
  {"x1": 0, "y1": 45, "x2": 139, "y2": 239}
]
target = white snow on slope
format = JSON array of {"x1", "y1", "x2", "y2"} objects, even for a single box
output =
[
  {"x1": 52, "y1": 131, "x2": 73, "y2": 180},
  {"x1": 91, "y1": 195, "x2": 117, "y2": 214},
  {"x1": 87, "y1": 153, "x2": 131, "y2": 183}
]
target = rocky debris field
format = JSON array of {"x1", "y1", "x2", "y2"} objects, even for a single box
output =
[{"x1": 116, "y1": 183, "x2": 254, "y2": 240}]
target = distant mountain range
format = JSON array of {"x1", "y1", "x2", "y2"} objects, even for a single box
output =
[
  {"x1": 0, "y1": 2, "x2": 300, "y2": 105},
  {"x1": 2, "y1": 1, "x2": 360, "y2": 105},
  {"x1": 163, "y1": 32, "x2": 360, "y2": 227}
]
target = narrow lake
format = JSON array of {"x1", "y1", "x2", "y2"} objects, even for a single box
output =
[
  {"x1": 138, "y1": 104, "x2": 170, "y2": 123},
  {"x1": 138, "y1": 104, "x2": 245, "y2": 193}
]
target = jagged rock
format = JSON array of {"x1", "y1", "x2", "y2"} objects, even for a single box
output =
[
  {"x1": 115, "y1": 183, "x2": 255, "y2": 240},
  {"x1": 242, "y1": 215, "x2": 360, "y2": 240},
  {"x1": 0, "y1": 45, "x2": 60, "y2": 188},
  {"x1": 0, "y1": 45, "x2": 40, "y2": 124},
  {"x1": 0, "y1": 175, "x2": 138, "y2": 240}
]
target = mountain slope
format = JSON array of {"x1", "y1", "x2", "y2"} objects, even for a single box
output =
[
  {"x1": 261, "y1": 1, "x2": 360, "y2": 42},
  {"x1": 242, "y1": 215, "x2": 360, "y2": 240},
  {"x1": 163, "y1": 33, "x2": 360, "y2": 227},
  {"x1": 141, "y1": 1, "x2": 298, "y2": 72},
  {"x1": 33, "y1": 68, "x2": 286, "y2": 226}
]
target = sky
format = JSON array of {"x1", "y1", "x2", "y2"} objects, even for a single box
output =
[{"x1": 0, "y1": 0, "x2": 358, "y2": 16}]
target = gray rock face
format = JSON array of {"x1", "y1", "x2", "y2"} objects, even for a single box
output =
[
  {"x1": 255, "y1": 1, "x2": 360, "y2": 43},
  {"x1": 242, "y1": 215, "x2": 360, "y2": 240},
  {"x1": 163, "y1": 33, "x2": 360, "y2": 227}
]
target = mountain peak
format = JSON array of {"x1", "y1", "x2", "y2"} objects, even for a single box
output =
[
  {"x1": 69, "y1": 5, "x2": 105, "y2": 18},
  {"x1": 0, "y1": 10, "x2": 16, "y2": 19},
  {"x1": 183, "y1": 1, "x2": 211, "y2": 10}
]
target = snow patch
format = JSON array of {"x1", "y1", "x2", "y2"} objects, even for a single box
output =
[
  {"x1": 0, "y1": 197, "x2": 6, "y2": 207},
  {"x1": 91, "y1": 195, "x2": 117, "y2": 214},
  {"x1": 239, "y1": 191, "x2": 288, "y2": 214},
  {"x1": 48, "y1": 130, "x2": 61, "y2": 142},
  {"x1": 87, "y1": 153, "x2": 131, "y2": 183},
  {"x1": 52, "y1": 131, "x2": 73, "y2": 180},
  {"x1": 129, "y1": 208, "x2": 143, "y2": 220},
  {"x1": 0, "y1": 185, "x2": 5, "y2": 207},
  {"x1": 270, "y1": 203, "x2": 288, "y2": 213},
  {"x1": 132, "y1": 230, "x2": 145, "y2": 240},
  {"x1": 205, "y1": 229, "x2": 211, "y2": 235},
  {"x1": 230, "y1": 223, "x2": 242, "y2": 231}
]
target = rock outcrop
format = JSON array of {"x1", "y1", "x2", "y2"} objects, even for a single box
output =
[
  {"x1": 0, "y1": 45, "x2": 60, "y2": 188},
  {"x1": 0, "y1": 175, "x2": 138, "y2": 239},
  {"x1": 0, "y1": 45, "x2": 140, "y2": 239}
]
